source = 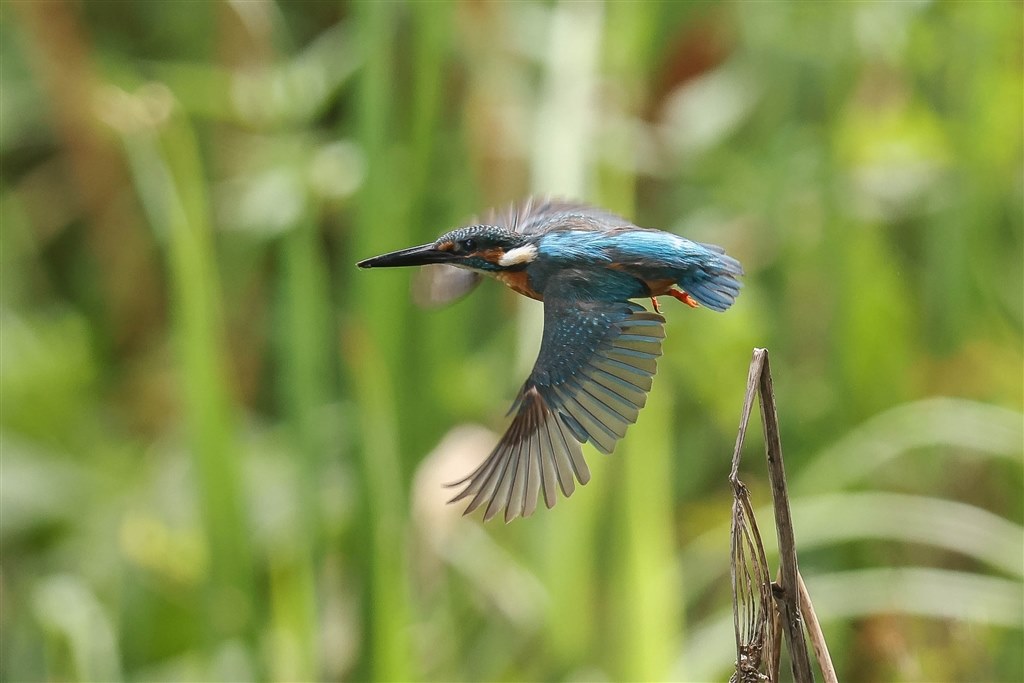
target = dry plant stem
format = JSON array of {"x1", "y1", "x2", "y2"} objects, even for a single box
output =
[
  {"x1": 799, "y1": 572, "x2": 838, "y2": 683},
  {"x1": 769, "y1": 599, "x2": 782, "y2": 682},
  {"x1": 729, "y1": 352, "x2": 772, "y2": 664},
  {"x1": 730, "y1": 486, "x2": 775, "y2": 682},
  {"x1": 730, "y1": 351, "x2": 782, "y2": 681},
  {"x1": 728, "y1": 351, "x2": 765, "y2": 481},
  {"x1": 730, "y1": 349, "x2": 826, "y2": 682},
  {"x1": 756, "y1": 349, "x2": 815, "y2": 683}
]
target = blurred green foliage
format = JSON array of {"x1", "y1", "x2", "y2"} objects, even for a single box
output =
[{"x1": 1, "y1": 1, "x2": 1021, "y2": 681}]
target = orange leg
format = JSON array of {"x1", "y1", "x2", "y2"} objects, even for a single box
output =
[
  {"x1": 667, "y1": 288, "x2": 700, "y2": 308},
  {"x1": 650, "y1": 297, "x2": 661, "y2": 314}
]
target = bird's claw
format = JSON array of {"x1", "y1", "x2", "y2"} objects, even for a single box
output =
[
  {"x1": 668, "y1": 288, "x2": 700, "y2": 308},
  {"x1": 650, "y1": 297, "x2": 661, "y2": 314}
]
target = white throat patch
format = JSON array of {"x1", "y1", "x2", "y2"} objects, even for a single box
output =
[{"x1": 498, "y1": 244, "x2": 538, "y2": 267}]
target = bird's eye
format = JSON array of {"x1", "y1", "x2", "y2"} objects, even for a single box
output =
[{"x1": 459, "y1": 239, "x2": 476, "y2": 252}]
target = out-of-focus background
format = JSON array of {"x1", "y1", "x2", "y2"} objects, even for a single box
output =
[{"x1": 2, "y1": 1, "x2": 1021, "y2": 681}]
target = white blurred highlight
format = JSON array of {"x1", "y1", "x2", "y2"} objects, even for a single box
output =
[{"x1": 412, "y1": 425, "x2": 547, "y2": 627}]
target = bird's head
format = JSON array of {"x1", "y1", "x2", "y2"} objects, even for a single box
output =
[{"x1": 357, "y1": 225, "x2": 537, "y2": 273}]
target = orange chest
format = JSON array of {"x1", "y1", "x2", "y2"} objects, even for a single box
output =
[{"x1": 496, "y1": 270, "x2": 543, "y2": 301}]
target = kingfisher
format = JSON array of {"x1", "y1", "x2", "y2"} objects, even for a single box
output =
[{"x1": 357, "y1": 198, "x2": 742, "y2": 523}]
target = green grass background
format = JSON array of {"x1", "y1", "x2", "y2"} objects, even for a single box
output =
[{"x1": 2, "y1": 1, "x2": 1021, "y2": 681}]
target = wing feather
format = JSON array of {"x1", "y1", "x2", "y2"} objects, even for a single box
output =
[
  {"x1": 581, "y1": 366, "x2": 649, "y2": 405},
  {"x1": 447, "y1": 292, "x2": 665, "y2": 521},
  {"x1": 552, "y1": 386, "x2": 622, "y2": 452},
  {"x1": 486, "y1": 197, "x2": 636, "y2": 236},
  {"x1": 575, "y1": 376, "x2": 640, "y2": 422},
  {"x1": 523, "y1": 440, "x2": 540, "y2": 516},
  {"x1": 463, "y1": 451, "x2": 506, "y2": 514},
  {"x1": 564, "y1": 378, "x2": 633, "y2": 435},
  {"x1": 548, "y1": 408, "x2": 579, "y2": 496},
  {"x1": 538, "y1": 417, "x2": 559, "y2": 507}
]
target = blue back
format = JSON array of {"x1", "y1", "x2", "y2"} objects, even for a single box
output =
[{"x1": 530, "y1": 228, "x2": 743, "y2": 311}]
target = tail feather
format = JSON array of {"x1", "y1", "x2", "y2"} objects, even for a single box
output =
[
  {"x1": 683, "y1": 249, "x2": 744, "y2": 313},
  {"x1": 697, "y1": 241, "x2": 726, "y2": 254}
]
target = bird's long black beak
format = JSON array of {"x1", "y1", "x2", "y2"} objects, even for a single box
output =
[{"x1": 357, "y1": 243, "x2": 456, "y2": 269}]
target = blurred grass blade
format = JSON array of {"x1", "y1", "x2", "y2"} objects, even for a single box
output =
[
  {"x1": 347, "y1": 1, "x2": 413, "y2": 679},
  {"x1": 115, "y1": 87, "x2": 255, "y2": 653},
  {"x1": 683, "y1": 490, "x2": 1024, "y2": 604},
  {"x1": 797, "y1": 398, "x2": 1024, "y2": 492},
  {"x1": 792, "y1": 492, "x2": 1024, "y2": 578},
  {"x1": 599, "y1": 2, "x2": 679, "y2": 680},
  {"x1": 608, "y1": 390, "x2": 680, "y2": 681},
  {"x1": 274, "y1": 209, "x2": 331, "y2": 679},
  {"x1": 806, "y1": 567, "x2": 1024, "y2": 627},
  {"x1": 529, "y1": 1, "x2": 604, "y2": 668},
  {"x1": 343, "y1": 325, "x2": 411, "y2": 681},
  {"x1": 33, "y1": 575, "x2": 123, "y2": 683}
]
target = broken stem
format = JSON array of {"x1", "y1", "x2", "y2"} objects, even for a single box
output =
[{"x1": 799, "y1": 572, "x2": 837, "y2": 683}]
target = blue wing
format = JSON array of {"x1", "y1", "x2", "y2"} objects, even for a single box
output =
[
  {"x1": 492, "y1": 196, "x2": 634, "y2": 235},
  {"x1": 447, "y1": 286, "x2": 665, "y2": 522}
]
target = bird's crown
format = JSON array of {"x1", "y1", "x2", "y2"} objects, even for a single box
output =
[
  {"x1": 433, "y1": 225, "x2": 536, "y2": 270},
  {"x1": 435, "y1": 225, "x2": 520, "y2": 252}
]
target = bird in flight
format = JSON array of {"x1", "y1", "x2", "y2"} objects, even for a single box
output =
[{"x1": 357, "y1": 198, "x2": 742, "y2": 522}]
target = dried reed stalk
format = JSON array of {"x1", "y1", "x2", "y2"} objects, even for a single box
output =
[{"x1": 728, "y1": 348, "x2": 836, "y2": 683}]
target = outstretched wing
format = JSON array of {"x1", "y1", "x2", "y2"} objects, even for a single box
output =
[
  {"x1": 487, "y1": 196, "x2": 636, "y2": 236},
  {"x1": 412, "y1": 264, "x2": 483, "y2": 308},
  {"x1": 447, "y1": 293, "x2": 665, "y2": 522},
  {"x1": 416, "y1": 197, "x2": 635, "y2": 307}
]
